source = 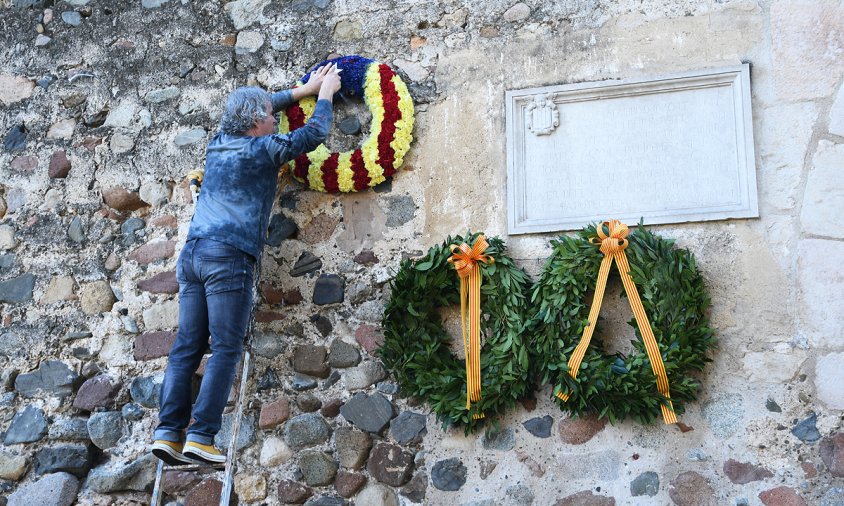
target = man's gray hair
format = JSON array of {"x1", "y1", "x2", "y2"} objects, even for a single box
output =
[{"x1": 219, "y1": 87, "x2": 271, "y2": 135}]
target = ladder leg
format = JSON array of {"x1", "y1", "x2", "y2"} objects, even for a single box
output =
[
  {"x1": 219, "y1": 250, "x2": 263, "y2": 505},
  {"x1": 151, "y1": 459, "x2": 165, "y2": 506},
  {"x1": 219, "y1": 348, "x2": 252, "y2": 506}
]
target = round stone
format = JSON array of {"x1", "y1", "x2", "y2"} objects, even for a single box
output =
[
  {"x1": 523, "y1": 415, "x2": 554, "y2": 438},
  {"x1": 48, "y1": 150, "x2": 71, "y2": 178},
  {"x1": 367, "y1": 443, "x2": 414, "y2": 487},
  {"x1": 292, "y1": 374, "x2": 318, "y2": 391},
  {"x1": 631, "y1": 471, "x2": 659, "y2": 497},
  {"x1": 0, "y1": 448, "x2": 28, "y2": 480},
  {"x1": 328, "y1": 339, "x2": 361, "y2": 368},
  {"x1": 87, "y1": 411, "x2": 123, "y2": 449},
  {"x1": 389, "y1": 411, "x2": 427, "y2": 445},
  {"x1": 72, "y1": 375, "x2": 120, "y2": 412},
  {"x1": 6, "y1": 472, "x2": 79, "y2": 506},
  {"x1": 121, "y1": 403, "x2": 145, "y2": 421},
  {"x1": 34, "y1": 445, "x2": 92, "y2": 477},
  {"x1": 338, "y1": 117, "x2": 361, "y2": 135},
  {"x1": 277, "y1": 479, "x2": 312, "y2": 504},
  {"x1": 313, "y1": 274, "x2": 345, "y2": 305},
  {"x1": 792, "y1": 413, "x2": 821, "y2": 443},
  {"x1": 174, "y1": 128, "x2": 207, "y2": 147},
  {"x1": 821, "y1": 488, "x2": 844, "y2": 506},
  {"x1": 339, "y1": 392, "x2": 395, "y2": 434},
  {"x1": 758, "y1": 486, "x2": 808, "y2": 506},
  {"x1": 121, "y1": 217, "x2": 146, "y2": 235},
  {"x1": 4, "y1": 405, "x2": 48, "y2": 444},
  {"x1": 344, "y1": 361, "x2": 386, "y2": 390},
  {"x1": 102, "y1": 186, "x2": 149, "y2": 212},
  {"x1": 67, "y1": 217, "x2": 85, "y2": 243},
  {"x1": 821, "y1": 432, "x2": 844, "y2": 477},
  {"x1": 259, "y1": 397, "x2": 290, "y2": 429},
  {"x1": 48, "y1": 417, "x2": 90, "y2": 441},
  {"x1": 293, "y1": 345, "x2": 330, "y2": 378},
  {"x1": 234, "y1": 473, "x2": 267, "y2": 503},
  {"x1": 431, "y1": 458, "x2": 466, "y2": 491},
  {"x1": 669, "y1": 471, "x2": 716, "y2": 506},
  {"x1": 503, "y1": 2, "x2": 531, "y2": 22},
  {"x1": 260, "y1": 436, "x2": 293, "y2": 467},
  {"x1": 356, "y1": 483, "x2": 398, "y2": 506},
  {"x1": 334, "y1": 470, "x2": 366, "y2": 498},
  {"x1": 0, "y1": 273, "x2": 35, "y2": 304},
  {"x1": 299, "y1": 451, "x2": 337, "y2": 487},
  {"x1": 284, "y1": 413, "x2": 331, "y2": 450},
  {"x1": 182, "y1": 477, "x2": 237, "y2": 506},
  {"x1": 214, "y1": 413, "x2": 257, "y2": 451},
  {"x1": 85, "y1": 454, "x2": 157, "y2": 493},
  {"x1": 130, "y1": 376, "x2": 162, "y2": 408},
  {"x1": 78, "y1": 280, "x2": 116, "y2": 315},
  {"x1": 296, "y1": 393, "x2": 323, "y2": 412},
  {"x1": 334, "y1": 427, "x2": 372, "y2": 470},
  {"x1": 15, "y1": 360, "x2": 77, "y2": 398}
]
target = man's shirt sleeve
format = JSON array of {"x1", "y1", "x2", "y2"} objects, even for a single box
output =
[
  {"x1": 264, "y1": 99, "x2": 333, "y2": 167},
  {"x1": 270, "y1": 89, "x2": 294, "y2": 113}
]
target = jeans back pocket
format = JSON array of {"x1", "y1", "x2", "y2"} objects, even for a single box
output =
[{"x1": 199, "y1": 244, "x2": 253, "y2": 294}]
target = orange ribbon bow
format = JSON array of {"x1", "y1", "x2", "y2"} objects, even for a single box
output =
[
  {"x1": 557, "y1": 220, "x2": 678, "y2": 424},
  {"x1": 448, "y1": 235, "x2": 494, "y2": 419}
]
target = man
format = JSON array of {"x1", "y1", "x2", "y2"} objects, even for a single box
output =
[{"x1": 151, "y1": 63, "x2": 342, "y2": 465}]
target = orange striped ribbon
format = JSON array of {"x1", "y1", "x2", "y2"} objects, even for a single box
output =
[
  {"x1": 556, "y1": 221, "x2": 677, "y2": 424},
  {"x1": 448, "y1": 235, "x2": 494, "y2": 420}
]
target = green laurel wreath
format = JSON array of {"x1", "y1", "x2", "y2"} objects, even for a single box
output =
[
  {"x1": 528, "y1": 223, "x2": 717, "y2": 424},
  {"x1": 379, "y1": 233, "x2": 533, "y2": 432}
]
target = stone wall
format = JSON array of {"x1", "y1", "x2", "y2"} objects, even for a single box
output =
[{"x1": 1, "y1": 0, "x2": 843, "y2": 505}]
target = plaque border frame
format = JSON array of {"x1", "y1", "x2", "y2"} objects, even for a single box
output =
[{"x1": 505, "y1": 64, "x2": 758, "y2": 234}]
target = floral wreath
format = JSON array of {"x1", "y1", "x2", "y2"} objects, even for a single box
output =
[
  {"x1": 278, "y1": 55, "x2": 414, "y2": 193},
  {"x1": 379, "y1": 233, "x2": 533, "y2": 432},
  {"x1": 527, "y1": 222, "x2": 717, "y2": 424}
]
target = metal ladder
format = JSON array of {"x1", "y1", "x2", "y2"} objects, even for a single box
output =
[
  {"x1": 150, "y1": 174, "x2": 261, "y2": 506},
  {"x1": 149, "y1": 342, "x2": 254, "y2": 505}
]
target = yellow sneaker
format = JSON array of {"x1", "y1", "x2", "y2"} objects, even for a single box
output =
[
  {"x1": 151, "y1": 440, "x2": 193, "y2": 466},
  {"x1": 183, "y1": 441, "x2": 226, "y2": 465}
]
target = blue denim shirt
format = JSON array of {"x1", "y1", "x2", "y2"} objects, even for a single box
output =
[{"x1": 186, "y1": 91, "x2": 333, "y2": 259}]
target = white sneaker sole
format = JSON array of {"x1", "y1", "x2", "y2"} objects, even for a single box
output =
[
  {"x1": 183, "y1": 445, "x2": 226, "y2": 465},
  {"x1": 151, "y1": 442, "x2": 193, "y2": 465}
]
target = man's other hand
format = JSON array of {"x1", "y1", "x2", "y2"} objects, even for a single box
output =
[
  {"x1": 304, "y1": 63, "x2": 337, "y2": 95},
  {"x1": 317, "y1": 63, "x2": 342, "y2": 100}
]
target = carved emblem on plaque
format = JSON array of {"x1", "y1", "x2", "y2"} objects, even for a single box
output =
[{"x1": 525, "y1": 94, "x2": 559, "y2": 136}]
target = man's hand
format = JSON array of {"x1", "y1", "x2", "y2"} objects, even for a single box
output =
[
  {"x1": 317, "y1": 65, "x2": 342, "y2": 101},
  {"x1": 293, "y1": 63, "x2": 341, "y2": 100}
]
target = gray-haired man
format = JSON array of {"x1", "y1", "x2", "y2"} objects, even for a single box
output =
[{"x1": 152, "y1": 64, "x2": 341, "y2": 465}]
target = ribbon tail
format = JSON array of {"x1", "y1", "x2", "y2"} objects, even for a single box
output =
[
  {"x1": 616, "y1": 252, "x2": 677, "y2": 424},
  {"x1": 450, "y1": 238, "x2": 491, "y2": 421},
  {"x1": 468, "y1": 268, "x2": 481, "y2": 403},
  {"x1": 467, "y1": 267, "x2": 484, "y2": 419},
  {"x1": 459, "y1": 276, "x2": 471, "y2": 412},
  {"x1": 557, "y1": 253, "x2": 614, "y2": 402}
]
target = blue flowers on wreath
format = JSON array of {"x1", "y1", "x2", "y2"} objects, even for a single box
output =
[{"x1": 300, "y1": 55, "x2": 375, "y2": 98}]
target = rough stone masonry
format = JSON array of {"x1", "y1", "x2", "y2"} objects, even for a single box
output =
[{"x1": 1, "y1": 0, "x2": 843, "y2": 505}]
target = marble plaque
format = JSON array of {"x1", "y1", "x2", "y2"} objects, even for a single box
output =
[{"x1": 506, "y1": 65, "x2": 758, "y2": 234}]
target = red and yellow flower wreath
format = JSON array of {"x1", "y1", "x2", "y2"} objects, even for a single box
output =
[{"x1": 279, "y1": 55, "x2": 415, "y2": 193}]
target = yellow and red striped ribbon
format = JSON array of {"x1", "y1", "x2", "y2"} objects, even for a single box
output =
[
  {"x1": 556, "y1": 220, "x2": 677, "y2": 424},
  {"x1": 448, "y1": 235, "x2": 494, "y2": 420}
]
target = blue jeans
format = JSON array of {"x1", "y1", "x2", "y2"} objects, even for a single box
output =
[{"x1": 155, "y1": 238, "x2": 255, "y2": 446}]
